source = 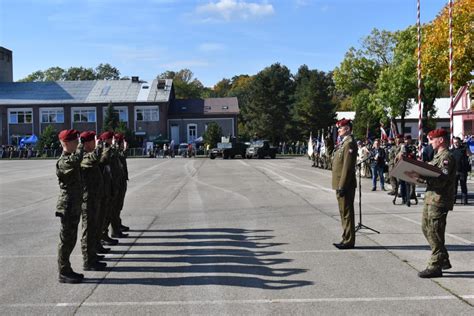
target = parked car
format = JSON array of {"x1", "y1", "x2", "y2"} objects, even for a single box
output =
[{"x1": 246, "y1": 140, "x2": 277, "y2": 159}]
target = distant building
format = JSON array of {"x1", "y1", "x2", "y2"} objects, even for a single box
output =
[
  {"x1": 451, "y1": 84, "x2": 473, "y2": 138},
  {"x1": 0, "y1": 79, "x2": 239, "y2": 145},
  {"x1": 0, "y1": 47, "x2": 13, "y2": 83}
]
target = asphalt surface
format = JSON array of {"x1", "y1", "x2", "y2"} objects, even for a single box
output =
[{"x1": 0, "y1": 157, "x2": 473, "y2": 315}]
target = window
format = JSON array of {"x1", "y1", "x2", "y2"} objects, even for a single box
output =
[
  {"x1": 41, "y1": 109, "x2": 64, "y2": 123},
  {"x1": 73, "y1": 109, "x2": 96, "y2": 122},
  {"x1": 136, "y1": 107, "x2": 159, "y2": 122},
  {"x1": 403, "y1": 126, "x2": 412, "y2": 134},
  {"x1": 103, "y1": 107, "x2": 128, "y2": 122},
  {"x1": 9, "y1": 110, "x2": 32, "y2": 124}
]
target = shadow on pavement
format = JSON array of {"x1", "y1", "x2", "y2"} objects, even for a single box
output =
[
  {"x1": 442, "y1": 271, "x2": 474, "y2": 278},
  {"x1": 91, "y1": 228, "x2": 312, "y2": 289}
]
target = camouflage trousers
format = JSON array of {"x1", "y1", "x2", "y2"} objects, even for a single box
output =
[
  {"x1": 81, "y1": 199, "x2": 100, "y2": 265},
  {"x1": 421, "y1": 204, "x2": 449, "y2": 270},
  {"x1": 97, "y1": 196, "x2": 112, "y2": 242},
  {"x1": 110, "y1": 181, "x2": 127, "y2": 236},
  {"x1": 336, "y1": 187, "x2": 356, "y2": 246},
  {"x1": 58, "y1": 208, "x2": 81, "y2": 274}
]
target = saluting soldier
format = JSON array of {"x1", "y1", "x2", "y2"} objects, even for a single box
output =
[
  {"x1": 55, "y1": 129, "x2": 84, "y2": 283},
  {"x1": 331, "y1": 119, "x2": 357, "y2": 249},
  {"x1": 97, "y1": 131, "x2": 118, "y2": 248},
  {"x1": 110, "y1": 133, "x2": 129, "y2": 238},
  {"x1": 406, "y1": 129, "x2": 456, "y2": 278},
  {"x1": 116, "y1": 133, "x2": 130, "y2": 232},
  {"x1": 79, "y1": 131, "x2": 107, "y2": 271}
]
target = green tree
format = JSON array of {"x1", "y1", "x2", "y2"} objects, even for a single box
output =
[
  {"x1": 203, "y1": 122, "x2": 222, "y2": 148},
  {"x1": 44, "y1": 67, "x2": 65, "y2": 81},
  {"x1": 95, "y1": 63, "x2": 120, "y2": 80},
  {"x1": 18, "y1": 70, "x2": 45, "y2": 82},
  {"x1": 36, "y1": 125, "x2": 59, "y2": 151},
  {"x1": 158, "y1": 69, "x2": 205, "y2": 98},
  {"x1": 64, "y1": 67, "x2": 96, "y2": 80},
  {"x1": 103, "y1": 102, "x2": 119, "y2": 132},
  {"x1": 244, "y1": 63, "x2": 295, "y2": 144},
  {"x1": 212, "y1": 78, "x2": 232, "y2": 97},
  {"x1": 292, "y1": 65, "x2": 336, "y2": 139}
]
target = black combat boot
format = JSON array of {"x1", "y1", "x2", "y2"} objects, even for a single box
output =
[
  {"x1": 102, "y1": 235, "x2": 119, "y2": 246},
  {"x1": 462, "y1": 194, "x2": 468, "y2": 205},
  {"x1": 442, "y1": 259, "x2": 452, "y2": 270},
  {"x1": 96, "y1": 244, "x2": 110, "y2": 253},
  {"x1": 418, "y1": 268, "x2": 442, "y2": 278},
  {"x1": 120, "y1": 224, "x2": 130, "y2": 232},
  {"x1": 59, "y1": 270, "x2": 84, "y2": 284},
  {"x1": 96, "y1": 254, "x2": 105, "y2": 260},
  {"x1": 111, "y1": 232, "x2": 129, "y2": 238},
  {"x1": 83, "y1": 261, "x2": 107, "y2": 271}
]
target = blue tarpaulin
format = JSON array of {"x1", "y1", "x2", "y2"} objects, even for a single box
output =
[{"x1": 19, "y1": 135, "x2": 38, "y2": 147}]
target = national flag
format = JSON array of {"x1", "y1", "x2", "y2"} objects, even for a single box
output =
[
  {"x1": 307, "y1": 133, "x2": 314, "y2": 157},
  {"x1": 380, "y1": 123, "x2": 388, "y2": 141}
]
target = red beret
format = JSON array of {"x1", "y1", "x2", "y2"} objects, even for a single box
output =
[
  {"x1": 100, "y1": 131, "x2": 114, "y2": 141},
  {"x1": 388, "y1": 137, "x2": 395, "y2": 141},
  {"x1": 58, "y1": 129, "x2": 80, "y2": 142},
  {"x1": 80, "y1": 131, "x2": 96, "y2": 142},
  {"x1": 405, "y1": 135, "x2": 412, "y2": 140},
  {"x1": 336, "y1": 118, "x2": 352, "y2": 128},
  {"x1": 114, "y1": 132, "x2": 124, "y2": 142},
  {"x1": 428, "y1": 128, "x2": 448, "y2": 139},
  {"x1": 396, "y1": 134, "x2": 404, "y2": 139}
]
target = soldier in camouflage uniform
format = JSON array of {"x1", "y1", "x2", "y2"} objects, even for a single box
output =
[
  {"x1": 97, "y1": 131, "x2": 118, "y2": 248},
  {"x1": 55, "y1": 129, "x2": 84, "y2": 283},
  {"x1": 331, "y1": 119, "x2": 357, "y2": 249},
  {"x1": 79, "y1": 131, "x2": 107, "y2": 271},
  {"x1": 387, "y1": 135, "x2": 403, "y2": 195},
  {"x1": 110, "y1": 133, "x2": 129, "y2": 238},
  {"x1": 406, "y1": 129, "x2": 456, "y2": 278}
]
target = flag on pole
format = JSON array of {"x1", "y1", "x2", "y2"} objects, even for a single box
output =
[
  {"x1": 307, "y1": 132, "x2": 314, "y2": 157},
  {"x1": 389, "y1": 118, "x2": 399, "y2": 138}
]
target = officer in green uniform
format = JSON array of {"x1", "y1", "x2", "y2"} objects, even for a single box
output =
[
  {"x1": 406, "y1": 128, "x2": 456, "y2": 278},
  {"x1": 387, "y1": 135, "x2": 403, "y2": 195},
  {"x1": 56, "y1": 129, "x2": 84, "y2": 283},
  {"x1": 115, "y1": 133, "x2": 130, "y2": 233},
  {"x1": 79, "y1": 131, "x2": 107, "y2": 271},
  {"x1": 331, "y1": 119, "x2": 357, "y2": 249}
]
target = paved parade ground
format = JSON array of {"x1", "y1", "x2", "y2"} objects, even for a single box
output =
[{"x1": 0, "y1": 157, "x2": 473, "y2": 315}]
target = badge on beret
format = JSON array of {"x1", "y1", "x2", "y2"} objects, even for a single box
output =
[{"x1": 442, "y1": 168, "x2": 448, "y2": 175}]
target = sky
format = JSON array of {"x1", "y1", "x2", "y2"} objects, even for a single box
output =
[{"x1": 0, "y1": 0, "x2": 449, "y2": 87}]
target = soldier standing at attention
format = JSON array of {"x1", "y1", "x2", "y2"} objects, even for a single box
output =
[
  {"x1": 110, "y1": 133, "x2": 129, "y2": 238},
  {"x1": 406, "y1": 129, "x2": 456, "y2": 278},
  {"x1": 79, "y1": 131, "x2": 107, "y2": 271},
  {"x1": 331, "y1": 119, "x2": 357, "y2": 249},
  {"x1": 97, "y1": 131, "x2": 119, "y2": 248},
  {"x1": 387, "y1": 135, "x2": 403, "y2": 195},
  {"x1": 56, "y1": 129, "x2": 84, "y2": 283}
]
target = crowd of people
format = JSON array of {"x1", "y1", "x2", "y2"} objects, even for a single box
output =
[{"x1": 55, "y1": 129, "x2": 129, "y2": 284}]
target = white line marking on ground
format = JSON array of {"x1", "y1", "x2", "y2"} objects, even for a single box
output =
[{"x1": 3, "y1": 295, "x2": 474, "y2": 308}]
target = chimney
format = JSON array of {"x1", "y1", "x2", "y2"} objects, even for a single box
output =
[
  {"x1": 131, "y1": 76, "x2": 139, "y2": 82},
  {"x1": 0, "y1": 47, "x2": 13, "y2": 82}
]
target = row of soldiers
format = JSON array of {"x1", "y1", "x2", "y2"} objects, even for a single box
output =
[{"x1": 56, "y1": 129, "x2": 129, "y2": 284}]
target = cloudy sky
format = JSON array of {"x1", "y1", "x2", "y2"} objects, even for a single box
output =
[{"x1": 1, "y1": 0, "x2": 448, "y2": 86}]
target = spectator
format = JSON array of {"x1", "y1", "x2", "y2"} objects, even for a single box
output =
[
  {"x1": 369, "y1": 139, "x2": 386, "y2": 191},
  {"x1": 451, "y1": 137, "x2": 472, "y2": 205}
]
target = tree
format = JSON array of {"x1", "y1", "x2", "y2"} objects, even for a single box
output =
[
  {"x1": 44, "y1": 67, "x2": 65, "y2": 81},
  {"x1": 292, "y1": 65, "x2": 336, "y2": 139},
  {"x1": 212, "y1": 78, "x2": 232, "y2": 97},
  {"x1": 63, "y1": 67, "x2": 96, "y2": 80},
  {"x1": 95, "y1": 63, "x2": 120, "y2": 80},
  {"x1": 422, "y1": 0, "x2": 473, "y2": 90},
  {"x1": 203, "y1": 122, "x2": 222, "y2": 148},
  {"x1": 158, "y1": 69, "x2": 205, "y2": 98},
  {"x1": 36, "y1": 125, "x2": 59, "y2": 151},
  {"x1": 244, "y1": 63, "x2": 295, "y2": 144},
  {"x1": 103, "y1": 102, "x2": 119, "y2": 132},
  {"x1": 18, "y1": 70, "x2": 45, "y2": 82}
]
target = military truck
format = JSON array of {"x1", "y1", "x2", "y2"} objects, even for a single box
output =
[
  {"x1": 209, "y1": 141, "x2": 248, "y2": 159},
  {"x1": 245, "y1": 140, "x2": 277, "y2": 159}
]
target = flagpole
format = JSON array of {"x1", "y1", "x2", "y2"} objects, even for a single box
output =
[
  {"x1": 417, "y1": 0, "x2": 423, "y2": 158},
  {"x1": 449, "y1": 0, "x2": 454, "y2": 146}
]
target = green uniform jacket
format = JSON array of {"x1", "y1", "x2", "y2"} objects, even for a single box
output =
[
  {"x1": 332, "y1": 135, "x2": 357, "y2": 190},
  {"x1": 81, "y1": 149, "x2": 104, "y2": 208},
  {"x1": 56, "y1": 146, "x2": 83, "y2": 217},
  {"x1": 118, "y1": 149, "x2": 129, "y2": 180},
  {"x1": 388, "y1": 144, "x2": 401, "y2": 170},
  {"x1": 99, "y1": 144, "x2": 114, "y2": 198},
  {"x1": 421, "y1": 149, "x2": 456, "y2": 210}
]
